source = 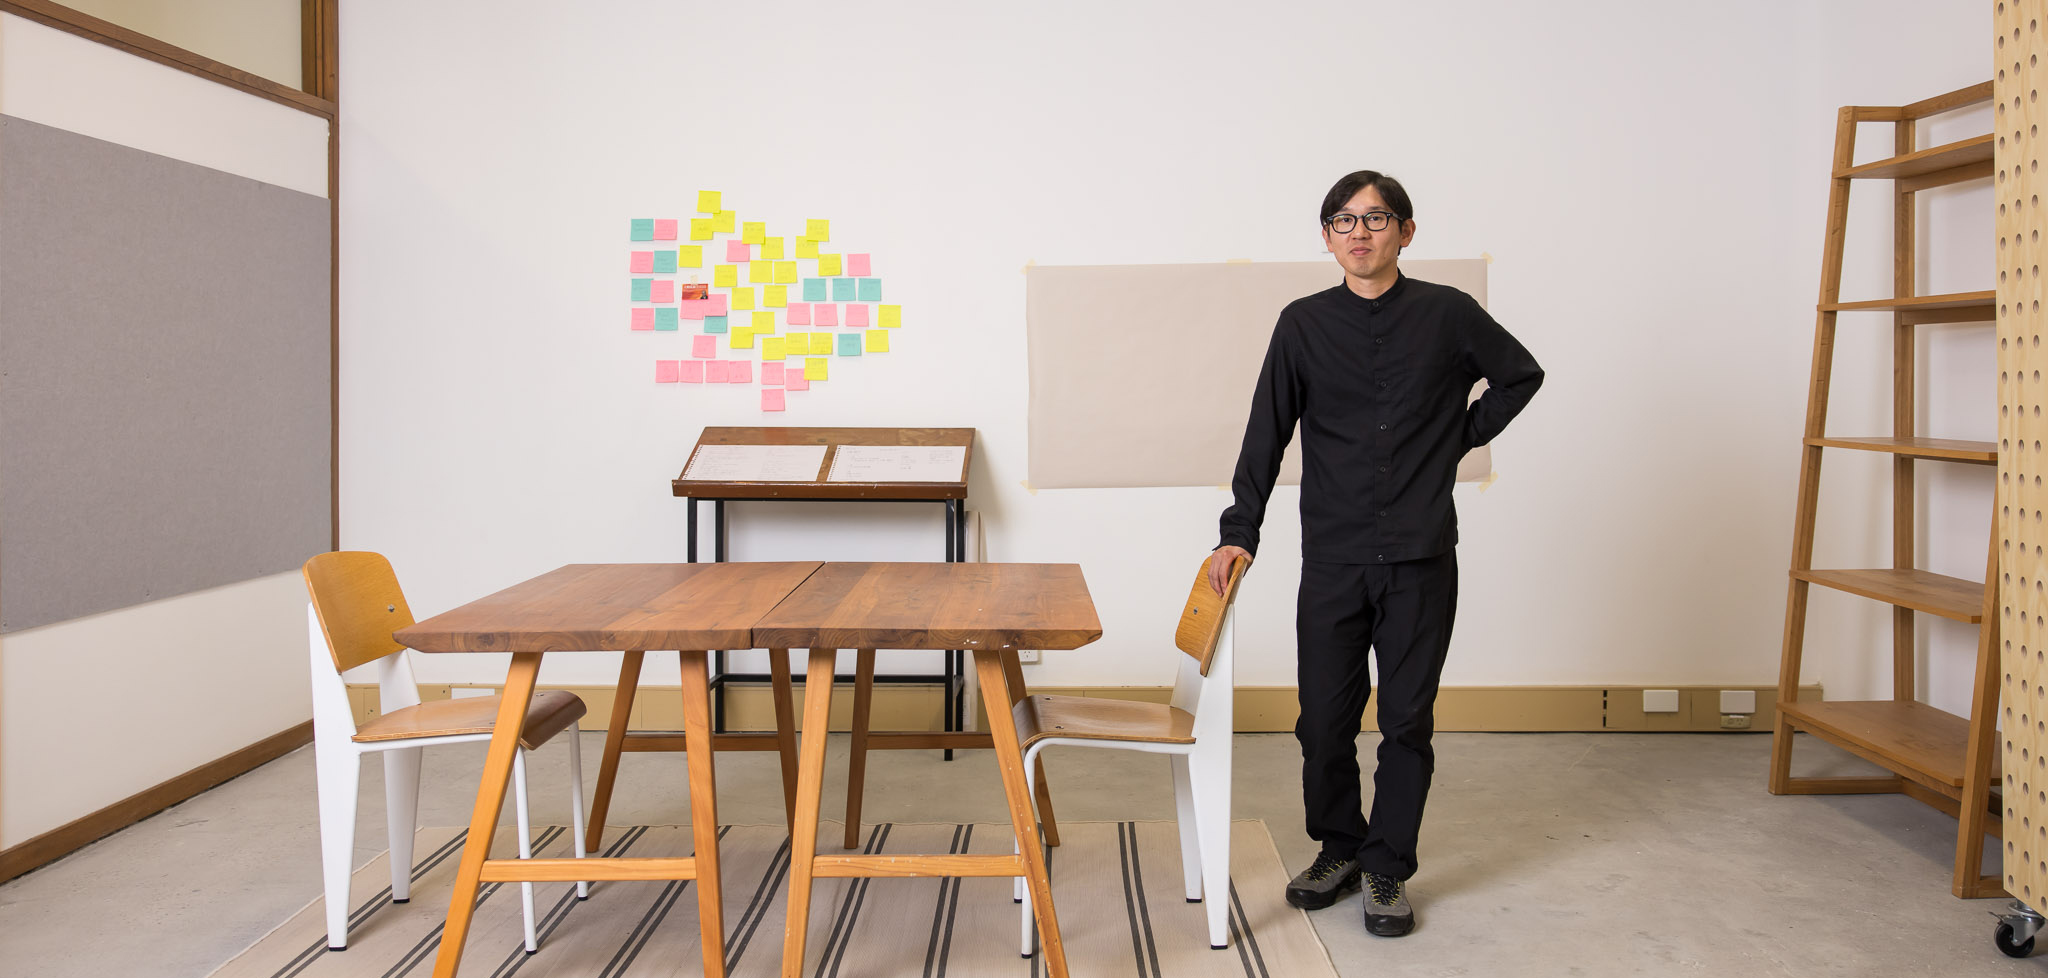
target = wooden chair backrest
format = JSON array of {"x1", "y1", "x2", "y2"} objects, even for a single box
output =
[
  {"x1": 1175, "y1": 554, "x2": 1247, "y2": 676},
  {"x1": 303, "y1": 551, "x2": 416, "y2": 674}
]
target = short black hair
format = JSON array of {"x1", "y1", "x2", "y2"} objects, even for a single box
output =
[{"x1": 1320, "y1": 170, "x2": 1413, "y2": 226}]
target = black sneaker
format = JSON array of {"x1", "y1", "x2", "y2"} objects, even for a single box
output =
[
  {"x1": 1362, "y1": 872, "x2": 1414, "y2": 936},
  {"x1": 1284, "y1": 852, "x2": 1361, "y2": 910}
]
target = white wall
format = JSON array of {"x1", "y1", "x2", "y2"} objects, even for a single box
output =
[{"x1": 337, "y1": 1, "x2": 1993, "y2": 711}]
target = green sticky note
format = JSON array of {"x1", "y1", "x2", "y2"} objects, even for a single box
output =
[
  {"x1": 858, "y1": 278, "x2": 882, "y2": 302},
  {"x1": 878, "y1": 304, "x2": 901, "y2": 328},
  {"x1": 689, "y1": 218, "x2": 713, "y2": 240},
  {"x1": 832, "y1": 277, "x2": 857, "y2": 301},
  {"x1": 865, "y1": 329, "x2": 889, "y2": 352},
  {"x1": 731, "y1": 287, "x2": 756, "y2": 310},
  {"x1": 655, "y1": 308, "x2": 680, "y2": 331},
  {"x1": 838, "y1": 332, "x2": 863, "y2": 357},
  {"x1": 750, "y1": 260, "x2": 772, "y2": 283},
  {"x1": 714, "y1": 264, "x2": 738, "y2": 287},
  {"x1": 631, "y1": 278, "x2": 652, "y2": 301},
  {"x1": 762, "y1": 236, "x2": 785, "y2": 260},
  {"x1": 631, "y1": 218, "x2": 655, "y2": 240},
  {"x1": 653, "y1": 251, "x2": 677, "y2": 274},
  {"x1": 807, "y1": 219, "x2": 830, "y2": 241},
  {"x1": 796, "y1": 238, "x2": 819, "y2": 259},
  {"x1": 803, "y1": 278, "x2": 828, "y2": 302},
  {"x1": 704, "y1": 315, "x2": 728, "y2": 334},
  {"x1": 742, "y1": 222, "x2": 765, "y2": 244},
  {"x1": 678, "y1": 245, "x2": 703, "y2": 268},
  {"x1": 713, "y1": 210, "x2": 737, "y2": 233},
  {"x1": 697, "y1": 190, "x2": 721, "y2": 213},
  {"x1": 810, "y1": 332, "x2": 835, "y2": 355},
  {"x1": 818, "y1": 254, "x2": 842, "y2": 276}
]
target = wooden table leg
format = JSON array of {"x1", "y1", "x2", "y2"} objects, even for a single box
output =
[
  {"x1": 781, "y1": 648, "x2": 837, "y2": 978},
  {"x1": 844, "y1": 648, "x2": 876, "y2": 849},
  {"x1": 975, "y1": 650, "x2": 1067, "y2": 978},
  {"x1": 1001, "y1": 649, "x2": 1060, "y2": 848},
  {"x1": 679, "y1": 651, "x2": 727, "y2": 978},
  {"x1": 586, "y1": 650, "x2": 645, "y2": 852},
  {"x1": 769, "y1": 648, "x2": 799, "y2": 826},
  {"x1": 430, "y1": 651, "x2": 543, "y2": 978}
]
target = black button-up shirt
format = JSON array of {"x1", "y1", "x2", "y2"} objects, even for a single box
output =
[{"x1": 1217, "y1": 273, "x2": 1543, "y2": 563}]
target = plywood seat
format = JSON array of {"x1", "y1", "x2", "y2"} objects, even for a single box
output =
[
  {"x1": 1014, "y1": 695, "x2": 1194, "y2": 748},
  {"x1": 353, "y1": 689, "x2": 586, "y2": 751}
]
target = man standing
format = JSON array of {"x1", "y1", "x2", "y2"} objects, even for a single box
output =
[{"x1": 1209, "y1": 170, "x2": 1542, "y2": 937}]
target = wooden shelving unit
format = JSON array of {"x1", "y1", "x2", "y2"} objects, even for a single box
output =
[{"x1": 1767, "y1": 81, "x2": 2006, "y2": 900}]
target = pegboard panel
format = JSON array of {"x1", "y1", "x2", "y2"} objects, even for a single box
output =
[{"x1": 1998, "y1": 0, "x2": 2048, "y2": 907}]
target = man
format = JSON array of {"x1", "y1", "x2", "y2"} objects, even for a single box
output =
[{"x1": 1208, "y1": 170, "x2": 1542, "y2": 937}]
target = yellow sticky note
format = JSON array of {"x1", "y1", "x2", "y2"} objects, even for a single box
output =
[
  {"x1": 806, "y1": 219, "x2": 830, "y2": 240},
  {"x1": 729, "y1": 326, "x2": 755, "y2": 349},
  {"x1": 810, "y1": 332, "x2": 834, "y2": 355},
  {"x1": 753, "y1": 310, "x2": 776, "y2": 330},
  {"x1": 783, "y1": 332, "x2": 806, "y2": 355},
  {"x1": 678, "y1": 245, "x2": 703, "y2": 268},
  {"x1": 762, "y1": 237, "x2": 784, "y2": 260},
  {"x1": 766, "y1": 284, "x2": 788, "y2": 307},
  {"x1": 750, "y1": 260, "x2": 772, "y2": 283},
  {"x1": 689, "y1": 218, "x2": 713, "y2": 240},
  {"x1": 763, "y1": 337, "x2": 785, "y2": 359},
  {"x1": 805, "y1": 357, "x2": 828, "y2": 381},
  {"x1": 865, "y1": 329, "x2": 889, "y2": 352},
  {"x1": 795, "y1": 238, "x2": 819, "y2": 259},
  {"x1": 878, "y1": 304, "x2": 901, "y2": 328},
  {"x1": 818, "y1": 254, "x2": 842, "y2": 276},
  {"x1": 731, "y1": 286, "x2": 756, "y2": 310},
  {"x1": 714, "y1": 264, "x2": 738, "y2": 287},
  {"x1": 713, "y1": 210, "x2": 736, "y2": 233},
  {"x1": 697, "y1": 190, "x2": 721, "y2": 213},
  {"x1": 774, "y1": 261, "x2": 798, "y2": 284},
  {"x1": 742, "y1": 222, "x2": 765, "y2": 244}
]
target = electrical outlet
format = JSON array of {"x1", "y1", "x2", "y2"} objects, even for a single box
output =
[
  {"x1": 1720, "y1": 714, "x2": 1752, "y2": 729},
  {"x1": 1017, "y1": 650, "x2": 1041, "y2": 664}
]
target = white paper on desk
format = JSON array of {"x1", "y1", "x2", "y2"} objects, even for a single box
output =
[
  {"x1": 680, "y1": 444, "x2": 829, "y2": 482},
  {"x1": 827, "y1": 445, "x2": 967, "y2": 483}
]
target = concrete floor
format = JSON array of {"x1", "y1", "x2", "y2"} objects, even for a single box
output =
[{"x1": 0, "y1": 732, "x2": 2038, "y2": 977}]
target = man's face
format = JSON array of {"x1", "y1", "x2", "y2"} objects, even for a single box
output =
[{"x1": 1322, "y1": 185, "x2": 1415, "y2": 281}]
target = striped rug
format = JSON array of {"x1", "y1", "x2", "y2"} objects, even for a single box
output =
[{"x1": 210, "y1": 821, "x2": 1335, "y2": 978}]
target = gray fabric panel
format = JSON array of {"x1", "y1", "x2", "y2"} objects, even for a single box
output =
[{"x1": 0, "y1": 115, "x2": 331, "y2": 632}]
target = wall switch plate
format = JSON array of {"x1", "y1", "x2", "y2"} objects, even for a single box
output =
[
  {"x1": 1643, "y1": 689, "x2": 1680, "y2": 713},
  {"x1": 1719, "y1": 714, "x2": 1753, "y2": 729},
  {"x1": 1719, "y1": 689, "x2": 1757, "y2": 714}
]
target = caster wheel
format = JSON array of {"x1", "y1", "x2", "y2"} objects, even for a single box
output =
[{"x1": 1997, "y1": 921, "x2": 2036, "y2": 959}]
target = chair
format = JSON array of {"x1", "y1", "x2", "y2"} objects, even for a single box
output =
[
  {"x1": 303, "y1": 551, "x2": 589, "y2": 953},
  {"x1": 1013, "y1": 555, "x2": 1247, "y2": 954}
]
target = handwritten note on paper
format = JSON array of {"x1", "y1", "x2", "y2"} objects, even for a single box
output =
[
  {"x1": 807, "y1": 219, "x2": 830, "y2": 240},
  {"x1": 680, "y1": 360, "x2": 704, "y2": 383},
  {"x1": 775, "y1": 261, "x2": 798, "y2": 284},
  {"x1": 846, "y1": 304, "x2": 870, "y2": 327},
  {"x1": 762, "y1": 389, "x2": 787, "y2": 412},
  {"x1": 796, "y1": 238, "x2": 819, "y2": 259},
  {"x1": 651, "y1": 251, "x2": 675, "y2": 273},
  {"x1": 632, "y1": 279, "x2": 652, "y2": 301},
  {"x1": 632, "y1": 308, "x2": 655, "y2": 330},
  {"x1": 698, "y1": 190, "x2": 722, "y2": 213},
  {"x1": 715, "y1": 265, "x2": 738, "y2": 287},
  {"x1": 750, "y1": 260, "x2": 772, "y2": 283},
  {"x1": 707, "y1": 294, "x2": 729, "y2": 316},
  {"x1": 827, "y1": 445, "x2": 967, "y2": 483},
  {"x1": 788, "y1": 302, "x2": 812, "y2": 325},
  {"x1": 651, "y1": 280, "x2": 675, "y2": 303},
  {"x1": 714, "y1": 210, "x2": 736, "y2": 233},
  {"x1": 690, "y1": 218, "x2": 713, "y2": 240},
  {"x1": 832, "y1": 278, "x2": 857, "y2": 301},
  {"x1": 803, "y1": 278, "x2": 828, "y2": 302},
  {"x1": 730, "y1": 326, "x2": 757, "y2": 349},
  {"x1": 678, "y1": 245, "x2": 703, "y2": 268},
  {"x1": 704, "y1": 315, "x2": 728, "y2": 334},
  {"x1": 706, "y1": 360, "x2": 731, "y2": 383},
  {"x1": 631, "y1": 219, "x2": 655, "y2": 241},
  {"x1": 865, "y1": 329, "x2": 889, "y2": 352},
  {"x1": 679, "y1": 298, "x2": 709, "y2": 319},
  {"x1": 655, "y1": 308, "x2": 680, "y2": 330},
  {"x1": 729, "y1": 360, "x2": 752, "y2": 383},
  {"x1": 786, "y1": 369, "x2": 810, "y2": 391},
  {"x1": 804, "y1": 357, "x2": 828, "y2": 381},
  {"x1": 731, "y1": 287, "x2": 756, "y2": 310},
  {"x1": 858, "y1": 278, "x2": 882, "y2": 302},
  {"x1": 743, "y1": 222, "x2": 766, "y2": 244},
  {"x1": 809, "y1": 333, "x2": 835, "y2": 355},
  {"x1": 818, "y1": 254, "x2": 843, "y2": 276},
  {"x1": 763, "y1": 337, "x2": 786, "y2": 359},
  {"x1": 630, "y1": 251, "x2": 654, "y2": 273},
  {"x1": 726, "y1": 240, "x2": 752, "y2": 262},
  {"x1": 814, "y1": 303, "x2": 838, "y2": 327},
  {"x1": 763, "y1": 361, "x2": 786, "y2": 385},
  {"x1": 878, "y1": 304, "x2": 901, "y2": 328},
  {"x1": 762, "y1": 236, "x2": 785, "y2": 260},
  {"x1": 692, "y1": 335, "x2": 716, "y2": 358},
  {"x1": 837, "y1": 333, "x2": 863, "y2": 357},
  {"x1": 654, "y1": 219, "x2": 678, "y2": 240},
  {"x1": 847, "y1": 253, "x2": 872, "y2": 276},
  {"x1": 766, "y1": 284, "x2": 788, "y2": 307},
  {"x1": 752, "y1": 311, "x2": 776, "y2": 330},
  {"x1": 655, "y1": 359, "x2": 680, "y2": 383},
  {"x1": 680, "y1": 443, "x2": 828, "y2": 482}
]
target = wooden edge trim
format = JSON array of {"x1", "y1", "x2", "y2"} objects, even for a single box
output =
[
  {"x1": 0, "y1": 0, "x2": 335, "y2": 118},
  {"x1": 0, "y1": 720, "x2": 313, "y2": 884},
  {"x1": 1901, "y1": 80, "x2": 1995, "y2": 119}
]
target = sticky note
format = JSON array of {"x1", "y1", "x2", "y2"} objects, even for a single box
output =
[
  {"x1": 775, "y1": 261, "x2": 798, "y2": 284},
  {"x1": 630, "y1": 251, "x2": 654, "y2": 273},
  {"x1": 631, "y1": 218, "x2": 655, "y2": 241},
  {"x1": 730, "y1": 360, "x2": 752, "y2": 383},
  {"x1": 631, "y1": 278, "x2": 651, "y2": 301},
  {"x1": 831, "y1": 278, "x2": 857, "y2": 301},
  {"x1": 689, "y1": 218, "x2": 713, "y2": 240},
  {"x1": 679, "y1": 360, "x2": 704, "y2": 383},
  {"x1": 762, "y1": 237, "x2": 785, "y2": 260},
  {"x1": 707, "y1": 294, "x2": 729, "y2": 316},
  {"x1": 697, "y1": 190, "x2": 721, "y2": 213},
  {"x1": 818, "y1": 254, "x2": 842, "y2": 276},
  {"x1": 763, "y1": 362, "x2": 786, "y2": 385},
  {"x1": 726, "y1": 240, "x2": 752, "y2": 262},
  {"x1": 763, "y1": 337, "x2": 786, "y2": 359},
  {"x1": 678, "y1": 245, "x2": 702, "y2": 267},
  {"x1": 742, "y1": 222, "x2": 765, "y2": 244},
  {"x1": 753, "y1": 310, "x2": 776, "y2": 330},
  {"x1": 679, "y1": 298, "x2": 709, "y2": 319},
  {"x1": 803, "y1": 279, "x2": 828, "y2": 302},
  {"x1": 814, "y1": 303, "x2": 838, "y2": 327},
  {"x1": 786, "y1": 369, "x2": 809, "y2": 391},
  {"x1": 838, "y1": 333, "x2": 863, "y2": 357},
  {"x1": 846, "y1": 303, "x2": 870, "y2": 327},
  {"x1": 729, "y1": 326, "x2": 756, "y2": 349},
  {"x1": 657, "y1": 251, "x2": 681, "y2": 273},
  {"x1": 858, "y1": 278, "x2": 882, "y2": 302},
  {"x1": 704, "y1": 315, "x2": 728, "y2": 334},
  {"x1": 804, "y1": 357, "x2": 828, "y2": 381},
  {"x1": 731, "y1": 287, "x2": 755, "y2": 310},
  {"x1": 762, "y1": 389, "x2": 786, "y2": 411},
  {"x1": 879, "y1": 304, "x2": 901, "y2": 328},
  {"x1": 713, "y1": 210, "x2": 736, "y2": 233},
  {"x1": 631, "y1": 308, "x2": 655, "y2": 330},
  {"x1": 788, "y1": 302, "x2": 812, "y2": 325},
  {"x1": 847, "y1": 253, "x2": 871, "y2": 276},
  {"x1": 766, "y1": 284, "x2": 788, "y2": 307},
  {"x1": 707, "y1": 360, "x2": 730, "y2": 383},
  {"x1": 715, "y1": 265, "x2": 738, "y2": 287},
  {"x1": 750, "y1": 260, "x2": 772, "y2": 283},
  {"x1": 655, "y1": 308, "x2": 680, "y2": 330},
  {"x1": 865, "y1": 329, "x2": 889, "y2": 352},
  {"x1": 655, "y1": 359, "x2": 680, "y2": 383},
  {"x1": 653, "y1": 219, "x2": 678, "y2": 240},
  {"x1": 691, "y1": 335, "x2": 715, "y2": 358},
  {"x1": 807, "y1": 219, "x2": 830, "y2": 240},
  {"x1": 796, "y1": 238, "x2": 819, "y2": 259},
  {"x1": 810, "y1": 332, "x2": 835, "y2": 355},
  {"x1": 651, "y1": 280, "x2": 675, "y2": 303}
]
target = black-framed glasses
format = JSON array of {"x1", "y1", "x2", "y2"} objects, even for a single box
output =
[{"x1": 1325, "y1": 211, "x2": 1400, "y2": 233}]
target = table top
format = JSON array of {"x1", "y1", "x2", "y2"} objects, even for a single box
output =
[
  {"x1": 753, "y1": 562, "x2": 1101, "y2": 651},
  {"x1": 671, "y1": 426, "x2": 973, "y2": 501},
  {"x1": 394, "y1": 561, "x2": 823, "y2": 653}
]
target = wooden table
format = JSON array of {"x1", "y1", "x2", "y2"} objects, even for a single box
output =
[
  {"x1": 393, "y1": 561, "x2": 823, "y2": 978},
  {"x1": 753, "y1": 562, "x2": 1102, "y2": 978}
]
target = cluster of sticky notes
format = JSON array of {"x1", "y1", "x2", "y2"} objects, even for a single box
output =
[{"x1": 655, "y1": 359, "x2": 757, "y2": 384}]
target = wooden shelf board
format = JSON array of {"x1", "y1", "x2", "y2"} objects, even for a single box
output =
[
  {"x1": 1836, "y1": 134, "x2": 1993, "y2": 180},
  {"x1": 1791, "y1": 568, "x2": 1986, "y2": 622},
  {"x1": 1819, "y1": 290, "x2": 1995, "y2": 314},
  {"x1": 1806, "y1": 436, "x2": 1997, "y2": 463},
  {"x1": 1778, "y1": 699, "x2": 1987, "y2": 789}
]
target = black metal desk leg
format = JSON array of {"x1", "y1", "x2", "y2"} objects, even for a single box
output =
[{"x1": 687, "y1": 497, "x2": 698, "y2": 563}]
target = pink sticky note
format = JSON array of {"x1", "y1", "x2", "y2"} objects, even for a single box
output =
[
  {"x1": 679, "y1": 298, "x2": 710, "y2": 320},
  {"x1": 692, "y1": 335, "x2": 715, "y2": 358},
  {"x1": 706, "y1": 360, "x2": 730, "y2": 383},
  {"x1": 630, "y1": 251, "x2": 654, "y2": 273},
  {"x1": 788, "y1": 302, "x2": 812, "y2": 325},
  {"x1": 651, "y1": 280, "x2": 675, "y2": 303},
  {"x1": 707, "y1": 294, "x2": 729, "y2": 316},
  {"x1": 847, "y1": 253, "x2": 871, "y2": 276},
  {"x1": 785, "y1": 370, "x2": 809, "y2": 391},
  {"x1": 726, "y1": 240, "x2": 752, "y2": 262},
  {"x1": 653, "y1": 219, "x2": 678, "y2": 240},
  {"x1": 679, "y1": 360, "x2": 704, "y2": 383},
  {"x1": 729, "y1": 360, "x2": 752, "y2": 383},
  {"x1": 846, "y1": 303, "x2": 870, "y2": 327},
  {"x1": 655, "y1": 359, "x2": 680, "y2": 383},
  {"x1": 762, "y1": 389, "x2": 786, "y2": 412},
  {"x1": 763, "y1": 362, "x2": 786, "y2": 385},
  {"x1": 814, "y1": 303, "x2": 838, "y2": 327},
  {"x1": 631, "y1": 308, "x2": 655, "y2": 330}
]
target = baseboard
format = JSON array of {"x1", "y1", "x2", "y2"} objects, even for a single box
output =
[
  {"x1": 0, "y1": 720, "x2": 314, "y2": 884},
  {"x1": 348, "y1": 683, "x2": 1822, "y2": 736}
]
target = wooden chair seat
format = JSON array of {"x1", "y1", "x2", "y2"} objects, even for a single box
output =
[
  {"x1": 352, "y1": 689, "x2": 587, "y2": 752},
  {"x1": 1013, "y1": 694, "x2": 1195, "y2": 750}
]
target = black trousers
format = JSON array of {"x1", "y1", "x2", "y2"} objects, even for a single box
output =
[{"x1": 1294, "y1": 551, "x2": 1458, "y2": 881}]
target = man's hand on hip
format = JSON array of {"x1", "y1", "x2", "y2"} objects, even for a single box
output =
[{"x1": 1208, "y1": 546, "x2": 1252, "y2": 595}]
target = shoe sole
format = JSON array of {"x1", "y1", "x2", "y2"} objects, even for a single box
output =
[
  {"x1": 1284, "y1": 871, "x2": 1361, "y2": 910},
  {"x1": 1364, "y1": 914, "x2": 1414, "y2": 937}
]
